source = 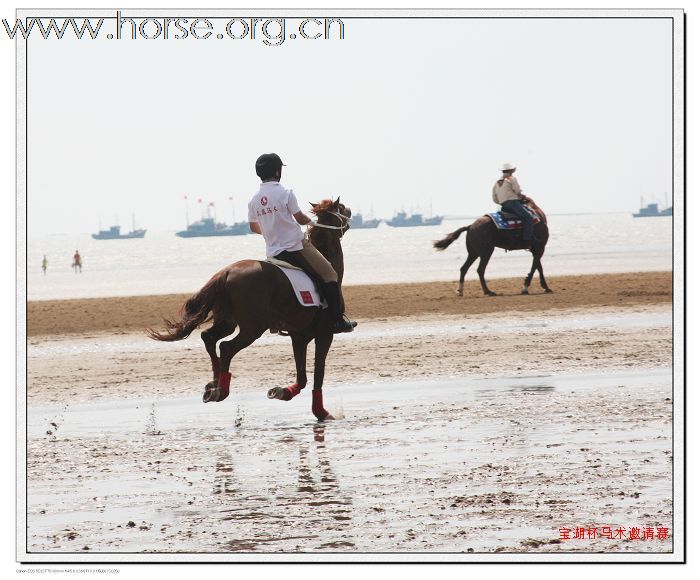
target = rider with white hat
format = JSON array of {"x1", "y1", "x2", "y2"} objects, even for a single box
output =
[{"x1": 491, "y1": 163, "x2": 536, "y2": 247}]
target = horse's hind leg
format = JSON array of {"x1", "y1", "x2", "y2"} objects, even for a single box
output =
[
  {"x1": 201, "y1": 315, "x2": 237, "y2": 382},
  {"x1": 268, "y1": 334, "x2": 312, "y2": 401},
  {"x1": 457, "y1": 253, "x2": 478, "y2": 296},
  {"x1": 203, "y1": 324, "x2": 266, "y2": 403},
  {"x1": 477, "y1": 248, "x2": 496, "y2": 296}
]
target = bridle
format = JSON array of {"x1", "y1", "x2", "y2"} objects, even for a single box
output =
[{"x1": 311, "y1": 210, "x2": 351, "y2": 238}]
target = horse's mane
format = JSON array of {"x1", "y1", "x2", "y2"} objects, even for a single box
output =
[
  {"x1": 310, "y1": 199, "x2": 335, "y2": 215},
  {"x1": 524, "y1": 197, "x2": 547, "y2": 224},
  {"x1": 306, "y1": 198, "x2": 346, "y2": 282}
]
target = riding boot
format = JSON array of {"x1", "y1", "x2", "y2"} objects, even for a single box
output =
[{"x1": 322, "y1": 282, "x2": 356, "y2": 333}]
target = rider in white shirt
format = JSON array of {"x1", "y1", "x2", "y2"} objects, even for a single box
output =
[{"x1": 248, "y1": 153, "x2": 355, "y2": 333}]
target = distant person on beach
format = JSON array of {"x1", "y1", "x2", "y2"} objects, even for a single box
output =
[
  {"x1": 41, "y1": 255, "x2": 48, "y2": 275},
  {"x1": 72, "y1": 250, "x2": 82, "y2": 273},
  {"x1": 492, "y1": 163, "x2": 536, "y2": 247},
  {"x1": 247, "y1": 153, "x2": 356, "y2": 334}
]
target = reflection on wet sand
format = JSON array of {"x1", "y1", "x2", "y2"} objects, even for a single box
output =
[
  {"x1": 218, "y1": 424, "x2": 354, "y2": 552},
  {"x1": 213, "y1": 454, "x2": 237, "y2": 497}
]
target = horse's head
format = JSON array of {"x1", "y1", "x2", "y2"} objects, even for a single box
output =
[{"x1": 310, "y1": 197, "x2": 352, "y2": 236}]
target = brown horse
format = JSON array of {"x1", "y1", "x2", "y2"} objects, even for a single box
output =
[
  {"x1": 147, "y1": 198, "x2": 351, "y2": 421},
  {"x1": 433, "y1": 196, "x2": 553, "y2": 297}
]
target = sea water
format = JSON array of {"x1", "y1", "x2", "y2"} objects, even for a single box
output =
[{"x1": 25, "y1": 213, "x2": 672, "y2": 301}]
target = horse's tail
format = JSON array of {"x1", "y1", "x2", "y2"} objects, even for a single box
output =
[
  {"x1": 433, "y1": 226, "x2": 470, "y2": 251},
  {"x1": 146, "y1": 270, "x2": 228, "y2": 342}
]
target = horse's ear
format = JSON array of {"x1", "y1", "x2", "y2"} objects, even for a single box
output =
[
  {"x1": 310, "y1": 202, "x2": 318, "y2": 208},
  {"x1": 333, "y1": 197, "x2": 340, "y2": 207}
]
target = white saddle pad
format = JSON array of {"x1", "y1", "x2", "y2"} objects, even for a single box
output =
[{"x1": 265, "y1": 259, "x2": 326, "y2": 308}]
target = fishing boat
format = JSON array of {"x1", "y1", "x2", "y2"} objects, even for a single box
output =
[
  {"x1": 351, "y1": 213, "x2": 382, "y2": 229},
  {"x1": 92, "y1": 216, "x2": 146, "y2": 240},
  {"x1": 175, "y1": 217, "x2": 249, "y2": 237},
  {"x1": 177, "y1": 198, "x2": 250, "y2": 237},
  {"x1": 386, "y1": 211, "x2": 443, "y2": 227},
  {"x1": 633, "y1": 202, "x2": 672, "y2": 218}
]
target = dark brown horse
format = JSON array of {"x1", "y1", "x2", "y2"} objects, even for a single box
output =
[
  {"x1": 433, "y1": 196, "x2": 553, "y2": 297},
  {"x1": 147, "y1": 199, "x2": 351, "y2": 421}
]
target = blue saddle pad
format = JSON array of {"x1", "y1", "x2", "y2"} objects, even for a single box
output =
[{"x1": 488, "y1": 206, "x2": 540, "y2": 230}]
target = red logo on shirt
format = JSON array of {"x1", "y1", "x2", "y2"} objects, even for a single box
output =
[
  {"x1": 261, "y1": 196, "x2": 268, "y2": 206},
  {"x1": 300, "y1": 291, "x2": 314, "y2": 304}
]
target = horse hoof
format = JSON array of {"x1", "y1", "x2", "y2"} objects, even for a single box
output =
[
  {"x1": 486, "y1": 292, "x2": 497, "y2": 297},
  {"x1": 545, "y1": 288, "x2": 554, "y2": 293},
  {"x1": 456, "y1": 289, "x2": 463, "y2": 297},
  {"x1": 203, "y1": 382, "x2": 216, "y2": 403},
  {"x1": 521, "y1": 289, "x2": 529, "y2": 295},
  {"x1": 315, "y1": 412, "x2": 334, "y2": 421},
  {"x1": 203, "y1": 382, "x2": 229, "y2": 403},
  {"x1": 267, "y1": 387, "x2": 284, "y2": 400}
]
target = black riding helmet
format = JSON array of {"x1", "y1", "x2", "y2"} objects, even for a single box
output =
[{"x1": 255, "y1": 153, "x2": 285, "y2": 179}]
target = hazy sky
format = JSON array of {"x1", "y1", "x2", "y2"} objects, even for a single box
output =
[{"x1": 26, "y1": 14, "x2": 673, "y2": 235}]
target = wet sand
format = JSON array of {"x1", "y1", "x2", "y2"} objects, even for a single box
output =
[
  {"x1": 22, "y1": 271, "x2": 675, "y2": 558},
  {"x1": 27, "y1": 305, "x2": 671, "y2": 407},
  {"x1": 26, "y1": 370, "x2": 672, "y2": 557}
]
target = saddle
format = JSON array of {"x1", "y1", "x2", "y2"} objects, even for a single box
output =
[
  {"x1": 487, "y1": 206, "x2": 541, "y2": 230},
  {"x1": 264, "y1": 258, "x2": 326, "y2": 308}
]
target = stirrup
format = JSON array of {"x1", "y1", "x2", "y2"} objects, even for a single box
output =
[{"x1": 332, "y1": 318, "x2": 355, "y2": 333}]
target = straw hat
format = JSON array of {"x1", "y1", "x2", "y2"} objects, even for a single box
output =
[{"x1": 501, "y1": 163, "x2": 516, "y2": 171}]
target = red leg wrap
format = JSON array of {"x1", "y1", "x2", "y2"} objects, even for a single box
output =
[
  {"x1": 285, "y1": 383, "x2": 301, "y2": 399},
  {"x1": 217, "y1": 371, "x2": 231, "y2": 398},
  {"x1": 312, "y1": 389, "x2": 327, "y2": 420}
]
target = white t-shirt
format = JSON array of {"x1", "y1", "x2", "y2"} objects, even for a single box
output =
[{"x1": 248, "y1": 181, "x2": 305, "y2": 257}]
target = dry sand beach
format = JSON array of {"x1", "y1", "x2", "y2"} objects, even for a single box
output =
[
  {"x1": 28, "y1": 271, "x2": 670, "y2": 338},
  {"x1": 24, "y1": 271, "x2": 675, "y2": 556}
]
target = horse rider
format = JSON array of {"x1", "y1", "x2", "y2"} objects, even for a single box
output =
[
  {"x1": 492, "y1": 163, "x2": 536, "y2": 247},
  {"x1": 247, "y1": 153, "x2": 356, "y2": 334},
  {"x1": 41, "y1": 255, "x2": 48, "y2": 275}
]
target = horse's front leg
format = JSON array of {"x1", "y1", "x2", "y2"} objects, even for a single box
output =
[
  {"x1": 268, "y1": 334, "x2": 311, "y2": 401},
  {"x1": 311, "y1": 332, "x2": 335, "y2": 421},
  {"x1": 521, "y1": 247, "x2": 553, "y2": 294},
  {"x1": 535, "y1": 252, "x2": 553, "y2": 293},
  {"x1": 522, "y1": 257, "x2": 538, "y2": 295}
]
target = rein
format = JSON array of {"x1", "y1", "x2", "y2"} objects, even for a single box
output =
[{"x1": 310, "y1": 210, "x2": 351, "y2": 237}]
